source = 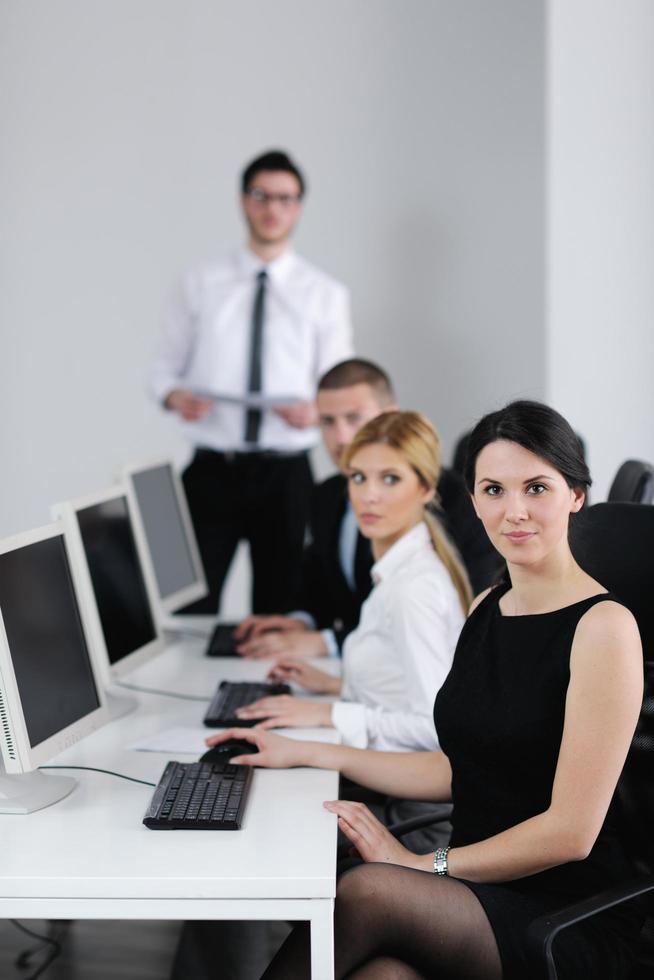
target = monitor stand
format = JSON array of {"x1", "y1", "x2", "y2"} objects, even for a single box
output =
[{"x1": 0, "y1": 766, "x2": 77, "y2": 814}]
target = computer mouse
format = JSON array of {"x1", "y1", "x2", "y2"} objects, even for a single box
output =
[{"x1": 200, "y1": 739, "x2": 259, "y2": 764}]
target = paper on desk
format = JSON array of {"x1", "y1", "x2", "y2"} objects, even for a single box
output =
[
  {"x1": 191, "y1": 389, "x2": 301, "y2": 409},
  {"x1": 127, "y1": 727, "x2": 207, "y2": 754},
  {"x1": 128, "y1": 726, "x2": 339, "y2": 755}
]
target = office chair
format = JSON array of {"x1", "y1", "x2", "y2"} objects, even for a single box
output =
[
  {"x1": 526, "y1": 502, "x2": 654, "y2": 977},
  {"x1": 525, "y1": 661, "x2": 654, "y2": 978},
  {"x1": 389, "y1": 502, "x2": 654, "y2": 978},
  {"x1": 608, "y1": 460, "x2": 654, "y2": 505}
]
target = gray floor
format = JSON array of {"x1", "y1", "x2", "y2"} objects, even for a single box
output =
[
  {"x1": 0, "y1": 918, "x2": 290, "y2": 980},
  {"x1": 0, "y1": 919, "x2": 181, "y2": 980}
]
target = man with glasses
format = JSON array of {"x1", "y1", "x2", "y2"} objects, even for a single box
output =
[{"x1": 148, "y1": 150, "x2": 353, "y2": 615}]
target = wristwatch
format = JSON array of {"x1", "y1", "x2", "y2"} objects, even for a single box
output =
[{"x1": 433, "y1": 845, "x2": 451, "y2": 875}]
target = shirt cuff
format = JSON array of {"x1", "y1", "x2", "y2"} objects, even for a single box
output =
[
  {"x1": 147, "y1": 375, "x2": 178, "y2": 406},
  {"x1": 330, "y1": 701, "x2": 368, "y2": 748},
  {"x1": 288, "y1": 610, "x2": 317, "y2": 630},
  {"x1": 320, "y1": 629, "x2": 339, "y2": 658}
]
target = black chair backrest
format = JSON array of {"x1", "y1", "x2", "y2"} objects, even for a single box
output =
[
  {"x1": 452, "y1": 431, "x2": 471, "y2": 476},
  {"x1": 607, "y1": 459, "x2": 654, "y2": 505},
  {"x1": 570, "y1": 502, "x2": 654, "y2": 875},
  {"x1": 623, "y1": 660, "x2": 654, "y2": 876},
  {"x1": 570, "y1": 502, "x2": 653, "y2": 656}
]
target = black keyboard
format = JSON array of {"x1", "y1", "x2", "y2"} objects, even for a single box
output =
[
  {"x1": 205, "y1": 622, "x2": 240, "y2": 657},
  {"x1": 203, "y1": 680, "x2": 291, "y2": 727},
  {"x1": 143, "y1": 759, "x2": 252, "y2": 830}
]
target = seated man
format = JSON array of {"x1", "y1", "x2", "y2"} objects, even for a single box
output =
[{"x1": 235, "y1": 358, "x2": 503, "y2": 658}]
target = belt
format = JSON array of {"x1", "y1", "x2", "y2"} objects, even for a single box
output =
[{"x1": 195, "y1": 447, "x2": 307, "y2": 463}]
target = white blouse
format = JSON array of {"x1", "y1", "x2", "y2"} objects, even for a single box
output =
[{"x1": 330, "y1": 521, "x2": 464, "y2": 751}]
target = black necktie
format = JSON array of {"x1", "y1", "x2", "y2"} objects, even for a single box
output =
[{"x1": 244, "y1": 269, "x2": 267, "y2": 443}]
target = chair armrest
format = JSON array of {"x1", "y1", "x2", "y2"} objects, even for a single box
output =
[
  {"x1": 387, "y1": 811, "x2": 451, "y2": 841},
  {"x1": 527, "y1": 875, "x2": 654, "y2": 980}
]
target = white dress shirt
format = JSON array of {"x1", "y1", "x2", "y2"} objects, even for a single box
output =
[
  {"x1": 330, "y1": 521, "x2": 465, "y2": 751},
  {"x1": 148, "y1": 248, "x2": 353, "y2": 452}
]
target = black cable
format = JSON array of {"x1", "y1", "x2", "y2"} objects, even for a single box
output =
[
  {"x1": 11, "y1": 918, "x2": 51, "y2": 966},
  {"x1": 10, "y1": 919, "x2": 66, "y2": 979},
  {"x1": 39, "y1": 765, "x2": 156, "y2": 788},
  {"x1": 115, "y1": 680, "x2": 210, "y2": 701}
]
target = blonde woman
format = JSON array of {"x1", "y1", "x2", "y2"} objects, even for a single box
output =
[{"x1": 237, "y1": 411, "x2": 471, "y2": 752}]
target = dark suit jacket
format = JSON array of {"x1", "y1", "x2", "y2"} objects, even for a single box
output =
[{"x1": 290, "y1": 467, "x2": 503, "y2": 650}]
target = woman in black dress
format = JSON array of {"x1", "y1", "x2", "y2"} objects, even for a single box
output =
[{"x1": 207, "y1": 400, "x2": 644, "y2": 979}]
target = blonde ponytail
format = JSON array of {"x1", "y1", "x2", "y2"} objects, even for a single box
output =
[{"x1": 423, "y1": 511, "x2": 472, "y2": 614}]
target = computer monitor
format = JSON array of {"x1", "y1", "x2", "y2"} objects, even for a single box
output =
[
  {"x1": 53, "y1": 486, "x2": 165, "y2": 714},
  {"x1": 122, "y1": 459, "x2": 208, "y2": 615},
  {"x1": 0, "y1": 522, "x2": 109, "y2": 813}
]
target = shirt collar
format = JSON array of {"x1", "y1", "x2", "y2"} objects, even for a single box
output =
[
  {"x1": 370, "y1": 521, "x2": 431, "y2": 586},
  {"x1": 238, "y1": 247, "x2": 295, "y2": 284}
]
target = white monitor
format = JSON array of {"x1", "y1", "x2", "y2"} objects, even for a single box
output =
[
  {"x1": 0, "y1": 522, "x2": 109, "y2": 813},
  {"x1": 122, "y1": 459, "x2": 208, "y2": 615},
  {"x1": 53, "y1": 486, "x2": 165, "y2": 712}
]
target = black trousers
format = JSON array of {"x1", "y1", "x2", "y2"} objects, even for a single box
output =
[{"x1": 180, "y1": 448, "x2": 313, "y2": 615}]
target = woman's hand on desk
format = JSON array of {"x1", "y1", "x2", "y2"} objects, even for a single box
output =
[
  {"x1": 236, "y1": 695, "x2": 333, "y2": 730},
  {"x1": 323, "y1": 800, "x2": 424, "y2": 870},
  {"x1": 205, "y1": 728, "x2": 310, "y2": 768},
  {"x1": 267, "y1": 658, "x2": 342, "y2": 695},
  {"x1": 237, "y1": 630, "x2": 329, "y2": 660}
]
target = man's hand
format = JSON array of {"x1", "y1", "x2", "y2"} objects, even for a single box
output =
[
  {"x1": 165, "y1": 388, "x2": 213, "y2": 421},
  {"x1": 323, "y1": 801, "x2": 423, "y2": 869},
  {"x1": 237, "y1": 630, "x2": 328, "y2": 660},
  {"x1": 267, "y1": 658, "x2": 342, "y2": 695},
  {"x1": 234, "y1": 614, "x2": 307, "y2": 643},
  {"x1": 236, "y1": 695, "x2": 333, "y2": 730},
  {"x1": 273, "y1": 400, "x2": 318, "y2": 429}
]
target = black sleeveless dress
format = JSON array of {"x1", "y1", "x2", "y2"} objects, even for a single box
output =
[{"x1": 434, "y1": 585, "x2": 643, "y2": 980}]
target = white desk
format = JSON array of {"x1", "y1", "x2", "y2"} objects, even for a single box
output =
[{"x1": 0, "y1": 635, "x2": 339, "y2": 979}]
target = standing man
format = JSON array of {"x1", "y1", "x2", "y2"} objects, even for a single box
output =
[
  {"x1": 148, "y1": 150, "x2": 353, "y2": 614},
  {"x1": 236, "y1": 358, "x2": 504, "y2": 657}
]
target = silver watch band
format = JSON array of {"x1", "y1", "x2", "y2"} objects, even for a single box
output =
[{"x1": 433, "y1": 845, "x2": 451, "y2": 875}]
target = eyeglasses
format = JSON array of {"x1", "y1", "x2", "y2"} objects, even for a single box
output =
[{"x1": 245, "y1": 188, "x2": 303, "y2": 207}]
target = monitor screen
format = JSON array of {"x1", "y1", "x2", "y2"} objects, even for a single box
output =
[
  {"x1": 76, "y1": 496, "x2": 157, "y2": 665},
  {"x1": 0, "y1": 534, "x2": 100, "y2": 748},
  {"x1": 130, "y1": 464, "x2": 198, "y2": 600}
]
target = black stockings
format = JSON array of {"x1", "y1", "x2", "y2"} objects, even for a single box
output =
[{"x1": 261, "y1": 862, "x2": 503, "y2": 980}]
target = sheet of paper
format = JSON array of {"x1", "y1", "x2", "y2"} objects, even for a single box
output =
[
  {"x1": 191, "y1": 389, "x2": 301, "y2": 409},
  {"x1": 128, "y1": 725, "x2": 339, "y2": 754}
]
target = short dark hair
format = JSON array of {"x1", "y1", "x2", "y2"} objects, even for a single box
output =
[
  {"x1": 318, "y1": 359, "x2": 396, "y2": 406},
  {"x1": 463, "y1": 400, "x2": 591, "y2": 496},
  {"x1": 241, "y1": 150, "x2": 305, "y2": 196}
]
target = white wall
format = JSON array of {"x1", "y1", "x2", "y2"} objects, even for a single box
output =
[
  {"x1": 0, "y1": 0, "x2": 545, "y2": 554},
  {"x1": 546, "y1": 0, "x2": 654, "y2": 500}
]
